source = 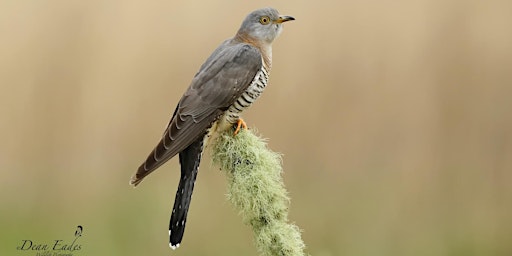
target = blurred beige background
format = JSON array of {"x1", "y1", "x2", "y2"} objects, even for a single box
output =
[{"x1": 1, "y1": 0, "x2": 511, "y2": 255}]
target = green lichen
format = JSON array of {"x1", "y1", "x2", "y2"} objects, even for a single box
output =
[{"x1": 211, "y1": 128, "x2": 305, "y2": 256}]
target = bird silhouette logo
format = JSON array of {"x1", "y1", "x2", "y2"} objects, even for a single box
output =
[{"x1": 75, "y1": 225, "x2": 83, "y2": 237}]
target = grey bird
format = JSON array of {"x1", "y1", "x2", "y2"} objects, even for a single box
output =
[{"x1": 130, "y1": 7, "x2": 294, "y2": 249}]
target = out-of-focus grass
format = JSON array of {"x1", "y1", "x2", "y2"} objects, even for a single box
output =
[{"x1": 1, "y1": 0, "x2": 512, "y2": 255}]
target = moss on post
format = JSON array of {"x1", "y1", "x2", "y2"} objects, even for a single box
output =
[{"x1": 211, "y1": 128, "x2": 305, "y2": 256}]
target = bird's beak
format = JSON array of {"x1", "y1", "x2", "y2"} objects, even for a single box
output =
[{"x1": 275, "y1": 15, "x2": 295, "y2": 24}]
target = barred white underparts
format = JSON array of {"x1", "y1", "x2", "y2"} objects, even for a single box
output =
[{"x1": 225, "y1": 65, "x2": 270, "y2": 123}]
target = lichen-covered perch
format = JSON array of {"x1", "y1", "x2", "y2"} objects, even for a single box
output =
[{"x1": 211, "y1": 128, "x2": 305, "y2": 256}]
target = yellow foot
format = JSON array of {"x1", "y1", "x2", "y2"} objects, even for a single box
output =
[{"x1": 233, "y1": 118, "x2": 247, "y2": 135}]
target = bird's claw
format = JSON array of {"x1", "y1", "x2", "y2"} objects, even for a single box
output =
[{"x1": 233, "y1": 119, "x2": 247, "y2": 135}]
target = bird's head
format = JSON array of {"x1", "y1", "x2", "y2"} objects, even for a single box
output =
[{"x1": 236, "y1": 7, "x2": 294, "y2": 45}]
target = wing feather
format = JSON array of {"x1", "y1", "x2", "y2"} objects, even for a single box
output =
[{"x1": 131, "y1": 42, "x2": 262, "y2": 186}]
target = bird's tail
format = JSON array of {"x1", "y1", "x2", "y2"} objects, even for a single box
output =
[{"x1": 169, "y1": 135, "x2": 204, "y2": 249}]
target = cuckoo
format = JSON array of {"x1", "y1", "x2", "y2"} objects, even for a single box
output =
[{"x1": 130, "y1": 7, "x2": 294, "y2": 249}]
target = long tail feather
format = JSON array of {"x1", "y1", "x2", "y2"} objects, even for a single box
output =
[{"x1": 169, "y1": 134, "x2": 205, "y2": 249}]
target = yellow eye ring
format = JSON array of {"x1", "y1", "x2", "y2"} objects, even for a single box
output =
[{"x1": 259, "y1": 16, "x2": 271, "y2": 25}]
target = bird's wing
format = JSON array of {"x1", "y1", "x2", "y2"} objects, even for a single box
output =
[{"x1": 131, "y1": 42, "x2": 262, "y2": 186}]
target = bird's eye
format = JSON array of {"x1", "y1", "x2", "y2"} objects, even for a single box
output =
[{"x1": 259, "y1": 16, "x2": 271, "y2": 25}]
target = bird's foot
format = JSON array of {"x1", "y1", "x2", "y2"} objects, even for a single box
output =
[{"x1": 233, "y1": 118, "x2": 247, "y2": 135}]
